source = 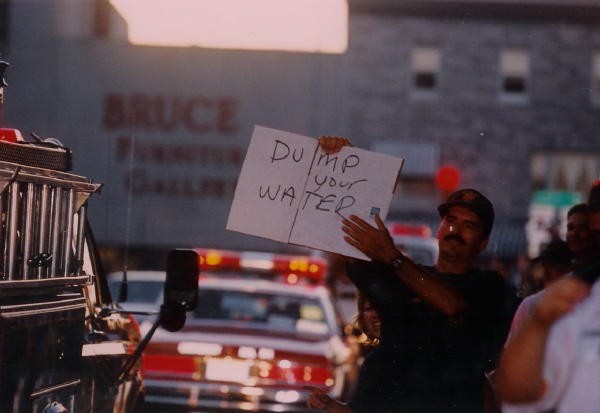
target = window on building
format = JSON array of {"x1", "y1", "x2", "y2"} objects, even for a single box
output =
[
  {"x1": 528, "y1": 151, "x2": 597, "y2": 257},
  {"x1": 591, "y1": 52, "x2": 600, "y2": 106},
  {"x1": 499, "y1": 49, "x2": 529, "y2": 102},
  {"x1": 531, "y1": 152, "x2": 599, "y2": 194},
  {"x1": 411, "y1": 47, "x2": 440, "y2": 95}
]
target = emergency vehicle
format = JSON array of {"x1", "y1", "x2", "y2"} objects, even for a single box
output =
[
  {"x1": 141, "y1": 248, "x2": 354, "y2": 412},
  {"x1": 0, "y1": 62, "x2": 196, "y2": 413},
  {"x1": 388, "y1": 222, "x2": 439, "y2": 266}
]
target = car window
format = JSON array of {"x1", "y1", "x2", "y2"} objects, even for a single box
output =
[
  {"x1": 108, "y1": 279, "x2": 164, "y2": 304},
  {"x1": 193, "y1": 288, "x2": 330, "y2": 335},
  {"x1": 398, "y1": 244, "x2": 437, "y2": 266}
]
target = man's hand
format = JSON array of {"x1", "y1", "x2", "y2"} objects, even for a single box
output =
[
  {"x1": 341, "y1": 214, "x2": 398, "y2": 264},
  {"x1": 306, "y1": 386, "x2": 353, "y2": 412},
  {"x1": 318, "y1": 136, "x2": 353, "y2": 154},
  {"x1": 533, "y1": 276, "x2": 591, "y2": 328}
]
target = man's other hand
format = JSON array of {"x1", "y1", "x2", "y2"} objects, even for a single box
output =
[
  {"x1": 318, "y1": 136, "x2": 353, "y2": 154},
  {"x1": 342, "y1": 214, "x2": 398, "y2": 264}
]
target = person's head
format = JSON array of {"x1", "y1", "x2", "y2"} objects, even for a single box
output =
[
  {"x1": 436, "y1": 188, "x2": 494, "y2": 272},
  {"x1": 355, "y1": 292, "x2": 380, "y2": 345},
  {"x1": 565, "y1": 203, "x2": 595, "y2": 264},
  {"x1": 587, "y1": 180, "x2": 600, "y2": 247},
  {"x1": 532, "y1": 239, "x2": 572, "y2": 286}
]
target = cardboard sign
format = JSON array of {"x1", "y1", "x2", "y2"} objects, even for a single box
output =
[{"x1": 226, "y1": 125, "x2": 404, "y2": 259}]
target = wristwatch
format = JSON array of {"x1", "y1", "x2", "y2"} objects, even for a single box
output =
[{"x1": 390, "y1": 255, "x2": 404, "y2": 269}]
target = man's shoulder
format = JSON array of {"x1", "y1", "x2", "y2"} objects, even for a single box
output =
[
  {"x1": 469, "y1": 266, "x2": 502, "y2": 277},
  {"x1": 469, "y1": 267, "x2": 505, "y2": 285},
  {"x1": 424, "y1": 265, "x2": 504, "y2": 284}
]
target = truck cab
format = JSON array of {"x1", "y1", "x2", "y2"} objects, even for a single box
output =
[
  {"x1": 0, "y1": 60, "x2": 202, "y2": 413},
  {"x1": 0, "y1": 154, "x2": 144, "y2": 412}
]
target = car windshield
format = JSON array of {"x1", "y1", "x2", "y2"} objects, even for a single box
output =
[
  {"x1": 193, "y1": 288, "x2": 330, "y2": 336},
  {"x1": 108, "y1": 280, "x2": 164, "y2": 304}
]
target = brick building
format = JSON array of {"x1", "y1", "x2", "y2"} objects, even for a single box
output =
[
  {"x1": 0, "y1": 0, "x2": 599, "y2": 260},
  {"x1": 345, "y1": 0, "x2": 600, "y2": 257}
]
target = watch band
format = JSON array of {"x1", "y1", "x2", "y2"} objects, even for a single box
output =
[{"x1": 390, "y1": 255, "x2": 404, "y2": 269}]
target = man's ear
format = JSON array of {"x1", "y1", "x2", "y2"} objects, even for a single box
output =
[
  {"x1": 477, "y1": 237, "x2": 489, "y2": 254},
  {"x1": 436, "y1": 224, "x2": 443, "y2": 241}
]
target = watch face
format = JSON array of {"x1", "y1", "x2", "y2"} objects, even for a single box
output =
[{"x1": 392, "y1": 257, "x2": 403, "y2": 268}]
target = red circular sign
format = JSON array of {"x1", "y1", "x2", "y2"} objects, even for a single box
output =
[{"x1": 435, "y1": 165, "x2": 461, "y2": 192}]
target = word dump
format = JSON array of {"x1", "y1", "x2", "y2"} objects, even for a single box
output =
[
  {"x1": 258, "y1": 140, "x2": 367, "y2": 217},
  {"x1": 257, "y1": 140, "x2": 305, "y2": 206}
]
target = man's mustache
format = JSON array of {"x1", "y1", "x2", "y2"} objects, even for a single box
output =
[{"x1": 444, "y1": 234, "x2": 466, "y2": 245}]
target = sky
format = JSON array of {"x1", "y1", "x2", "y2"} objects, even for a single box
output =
[{"x1": 109, "y1": 0, "x2": 348, "y2": 53}]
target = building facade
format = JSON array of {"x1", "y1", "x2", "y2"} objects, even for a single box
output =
[
  {"x1": 1, "y1": 0, "x2": 599, "y2": 260},
  {"x1": 345, "y1": 0, "x2": 600, "y2": 256}
]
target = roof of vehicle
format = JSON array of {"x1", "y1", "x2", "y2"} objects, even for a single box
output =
[
  {"x1": 145, "y1": 274, "x2": 340, "y2": 337},
  {"x1": 107, "y1": 270, "x2": 166, "y2": 282},
  {"x1": 197, "y1": 275, "x2": 329, "y2": 297}
]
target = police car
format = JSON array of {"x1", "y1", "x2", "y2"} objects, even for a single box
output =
[{"x1": 141, "y1": 249, "x2": 353, "y2": 412}]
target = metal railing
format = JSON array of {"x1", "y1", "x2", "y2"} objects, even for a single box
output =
[{"x1": 0, "y1": 161, "x2": 102, "y2": 282}]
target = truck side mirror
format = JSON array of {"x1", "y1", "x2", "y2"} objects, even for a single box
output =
[{"x1": 159, "y1": 249, "x2": 199, "y2": 332}]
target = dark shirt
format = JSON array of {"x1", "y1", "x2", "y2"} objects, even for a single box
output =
[
  {"x1": 346, "y1": 261, "x2": 506, "y2": 413},
  {"x1": 348, "y1": 347, "x2": 385, "y2": 412}
]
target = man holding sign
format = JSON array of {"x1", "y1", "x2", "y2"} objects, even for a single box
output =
[{"x1": 319, "y1": 137, "x2": 506, "y2": 413}]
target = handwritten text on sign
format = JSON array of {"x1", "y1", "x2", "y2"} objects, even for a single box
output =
[
  {"x1": 227, "y1": 126, "x2": 404, "y2": 259},
  {"x1": 261, "y1": 140, "x2": 366, "y2": 216}
]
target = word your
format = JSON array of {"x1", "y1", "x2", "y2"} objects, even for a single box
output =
[
  {"x1": 103, "y1": 93, "x2": 239, "y2": 134},
  {"x1": 259, "y1": 140, "x2": 367, "y2": 216}
]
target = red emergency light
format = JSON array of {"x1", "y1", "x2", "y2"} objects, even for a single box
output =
[
  {"x1": 194, "y1": 248, "x2": 328, "y2": 285},
  {"x1": 0, "y1": 128, "x2": 23, "y2": 143},
  {"x1": 389, "y1": 222, "x2": 432, "y2": 238}
]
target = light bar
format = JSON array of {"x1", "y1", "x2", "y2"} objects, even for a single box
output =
[
  {"x1": 240, "y1": 252, "x2": 275, "y2": 270},
  {"x1": 389, "y1": 222, "x2": 432, "y2": 237},
  {"x1": 178, "y1": 341, "x2": 222, "y2": 356},
  {"x1": 194, "y1": 248, "x2": 328, "y2": 283}
]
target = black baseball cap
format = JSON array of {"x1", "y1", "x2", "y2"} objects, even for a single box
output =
[{"x1": 438, "y1": 188, "x2": 495, "y2": 237}]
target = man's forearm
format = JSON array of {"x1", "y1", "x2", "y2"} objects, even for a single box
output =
[
  {"x1": 391, "y1": 254, "x2": 468, "y2": 317},
  {"x1": 496, "y1": 319, "x2": 550, "y2": 403}
]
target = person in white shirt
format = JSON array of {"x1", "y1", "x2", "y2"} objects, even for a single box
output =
[
  {"x1": 496, "y1": 274, "x2": 598, "y2": 413},
  {"x1": 504, "y1": 239, "x2": 573, "y2": 345}
]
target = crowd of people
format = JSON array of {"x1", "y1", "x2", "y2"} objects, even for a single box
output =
[{"x1": 306, "y1": 136, "x2": 600, "y2": 413}]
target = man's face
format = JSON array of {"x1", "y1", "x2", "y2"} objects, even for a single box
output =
[
  {"x1": 589, "y1": 211, "x2": 600, "y2": 248},
  {"x1": 436, "y1": 205, "x2": 489, "y2": 264},
  {"x1": 566, "y1": 211, "x2": 592, "y2": 257}
]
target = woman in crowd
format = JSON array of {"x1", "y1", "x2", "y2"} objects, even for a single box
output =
[{"x1": 307, "y1": 290, "x2": 381, "y2": 413}]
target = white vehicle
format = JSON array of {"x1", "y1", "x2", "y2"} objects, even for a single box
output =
[
  {"x1": 108, "y1": 270, "x2": 166, "y2": 315},
  {"x1": 388, "y1": 222, "x2": 439, "y2": 266},
  {"x1": 141, "y1": 248, "x2": 354, "y2": 412}
]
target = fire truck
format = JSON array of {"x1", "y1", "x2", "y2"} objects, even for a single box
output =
[{"x1": 0, "y1": 61, "x2": 198, "y2": 413}]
